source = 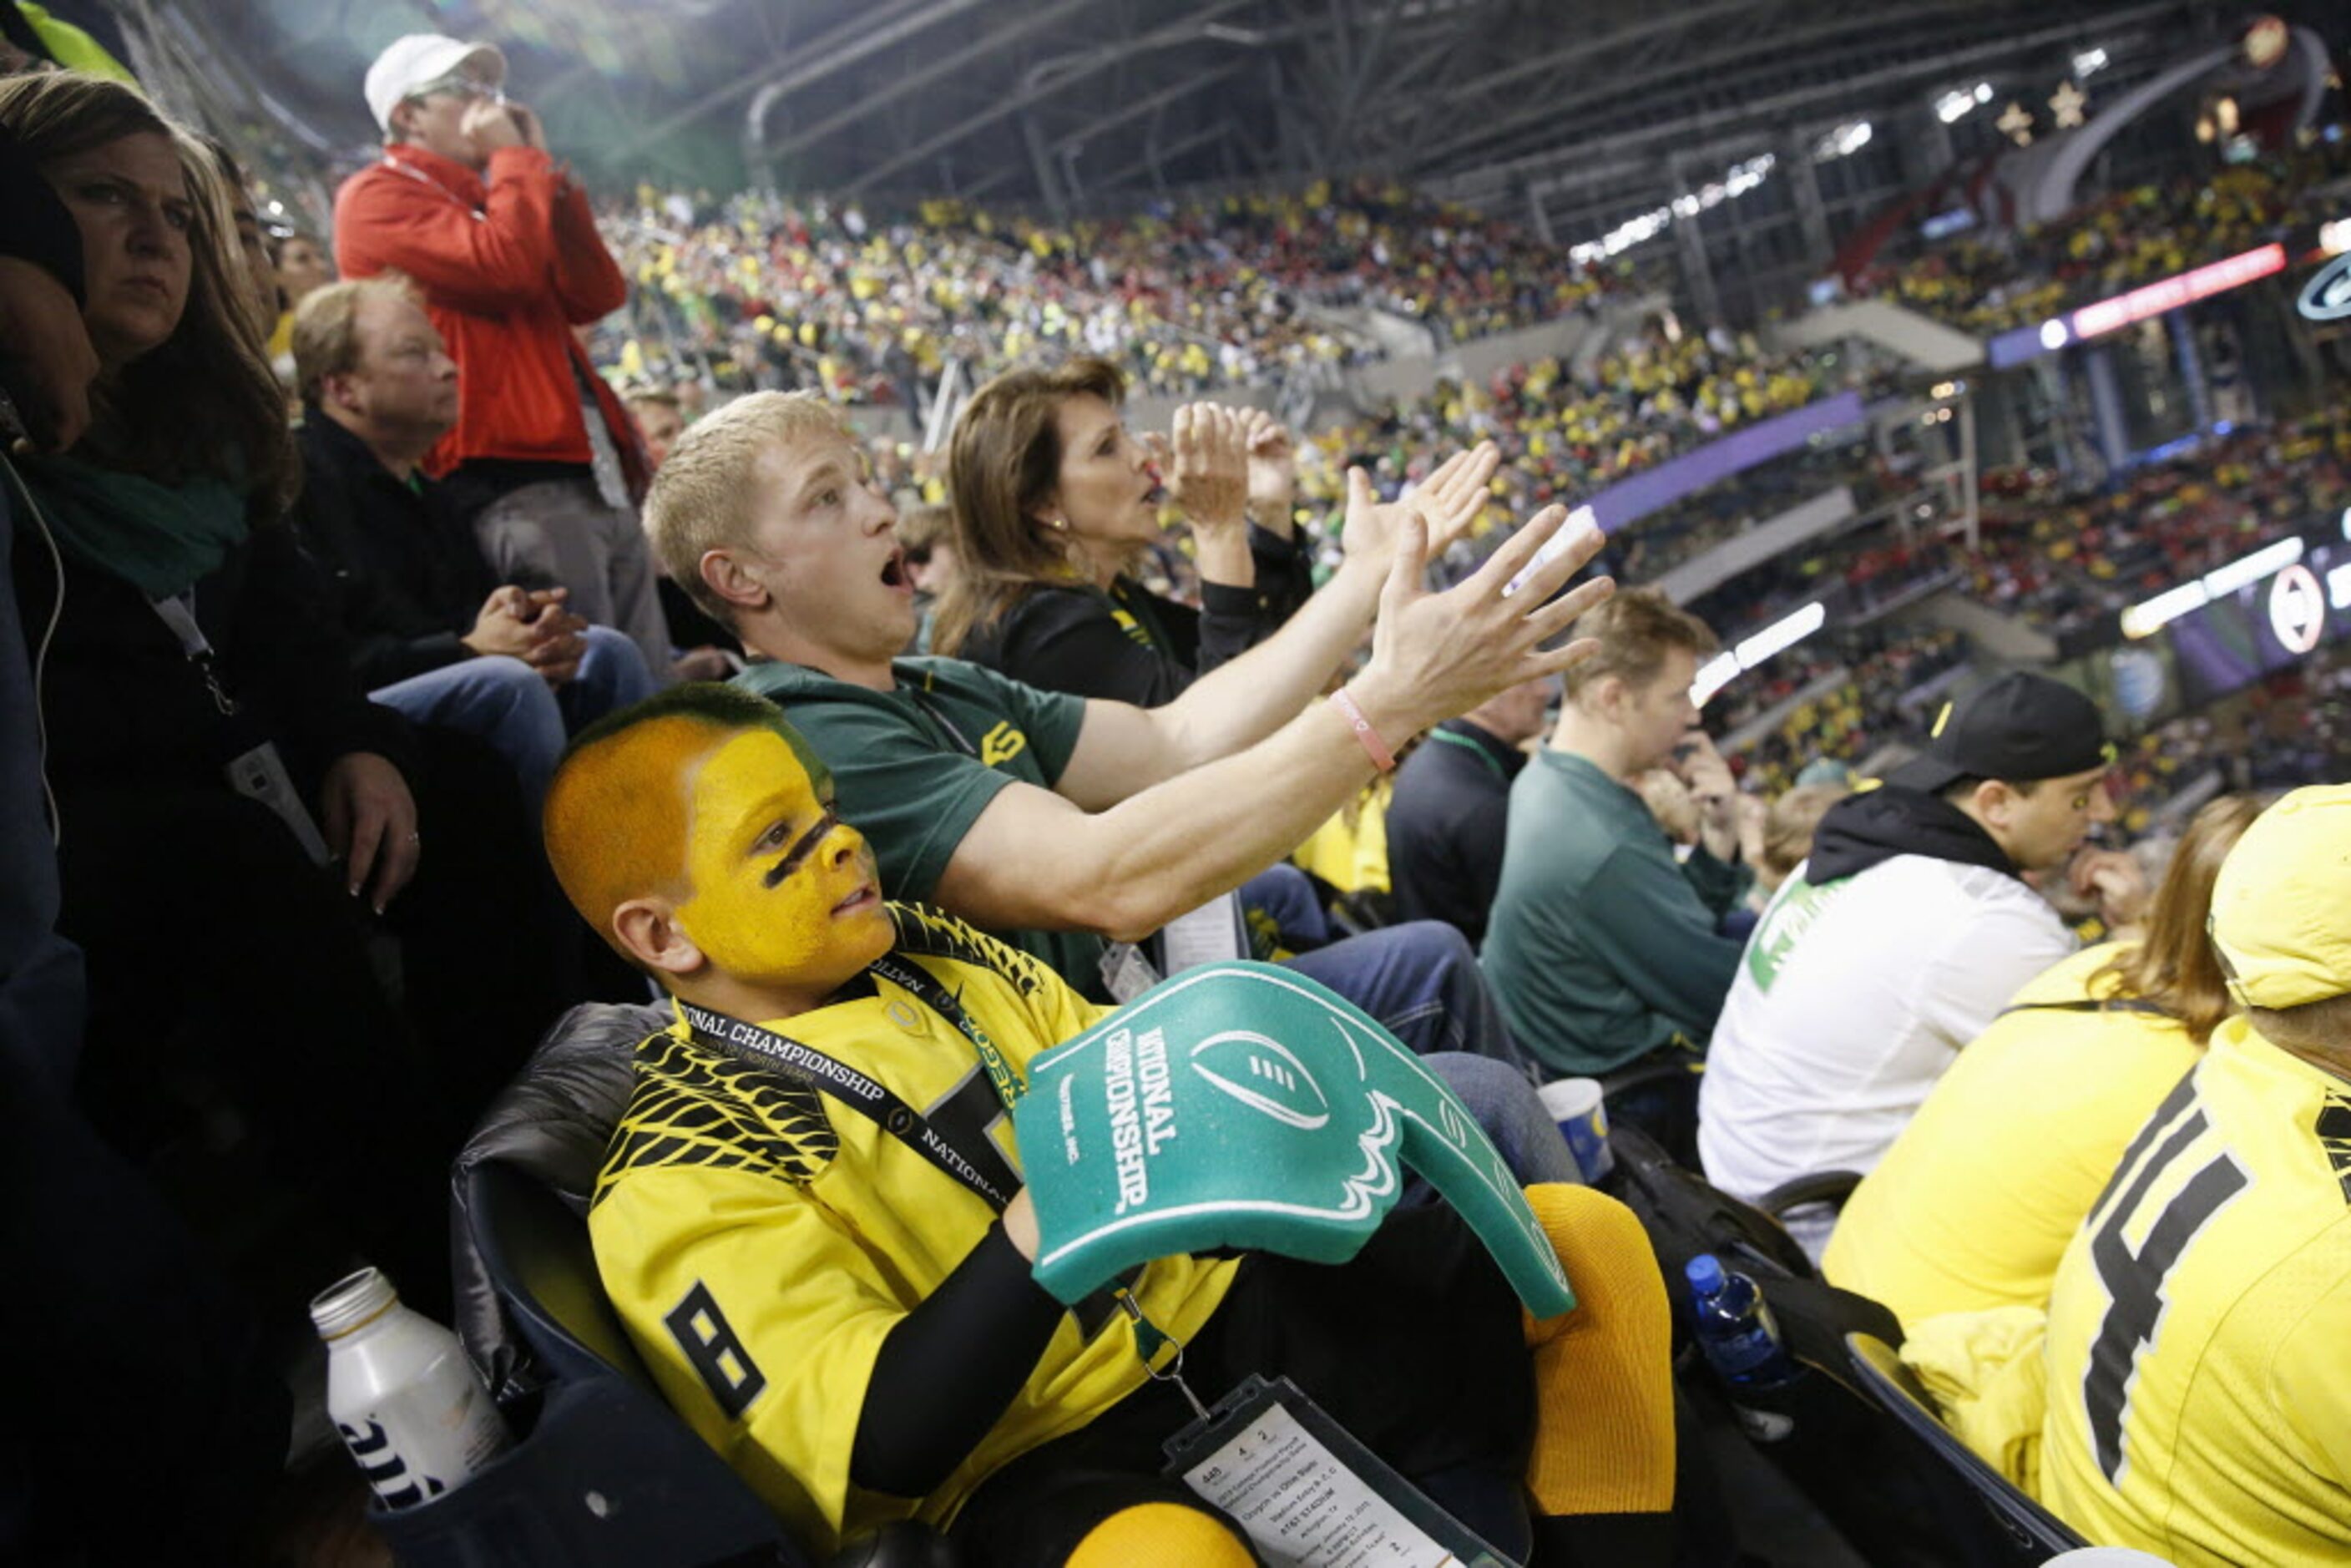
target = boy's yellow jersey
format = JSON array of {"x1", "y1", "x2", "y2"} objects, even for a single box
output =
[{"x1": 589, "y1": 905, "x2": 1239, "y2": 1554}]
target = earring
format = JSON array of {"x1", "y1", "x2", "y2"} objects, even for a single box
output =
[{"x1": 1049, "y1": 516, "x2": 1069, "y2": 531}]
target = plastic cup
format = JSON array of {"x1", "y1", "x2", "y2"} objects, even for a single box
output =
[{"x1": 1537, "y1": 1077, "x2": 1615, "y2": 1183}]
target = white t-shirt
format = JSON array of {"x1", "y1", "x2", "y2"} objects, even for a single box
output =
[{"x1": 1697, "y1": 852, "x2": 2075, "y2": 1209}]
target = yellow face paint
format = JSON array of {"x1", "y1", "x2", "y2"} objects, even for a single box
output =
[{"x1": 675, "y1": 729, "x2": 891, "y2": 992}]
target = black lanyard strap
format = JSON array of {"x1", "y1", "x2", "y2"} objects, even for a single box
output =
[
  {"x1": 867, "y1": 953, "x2": 1025, "y2": 1112},
  {"x1": 678, "y1": 994, "x2": 1020, "y2": 1210}
]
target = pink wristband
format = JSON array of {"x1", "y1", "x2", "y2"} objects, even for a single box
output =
[{"x1": 1328, "y1": 687, "x2": 1398, "y2": 773}]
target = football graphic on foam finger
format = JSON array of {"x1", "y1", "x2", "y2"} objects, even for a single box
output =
[{"x1": 1187, "y1": 1030, "x2": 1336, "y2": 1131}]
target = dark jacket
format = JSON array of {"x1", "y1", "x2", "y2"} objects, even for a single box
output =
[
  {"x1": 291, "y1": 412, "x2": 499, "y2": 691},
  {"x1": 957, "y1": 525, "x2": 1313, "y2": 706},
  {"x1": 13, "y1": 502, "x2": 411, "y2": 802},
  {"x1": 1384, "y1": 718, "x2": 1526, "y2": 948}
]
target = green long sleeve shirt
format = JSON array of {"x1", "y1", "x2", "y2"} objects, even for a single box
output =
[{"x1": 1481, "y1": 749, "x2": 1751, "y2": 1075}]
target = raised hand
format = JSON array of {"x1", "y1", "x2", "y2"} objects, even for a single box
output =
[
  {"x1": 1349, "y1": 501, "x2": 1614, "y2": 742},
  {"x1": 1339, "y1": 442, "x2": 1502, "y2": 576},
  {"x1": 1240, "y1": 408, "x2": 1297, "y2": 534},
  {"x1": 1167, "y1": 402, "x2": 1248, "y2": 534}
]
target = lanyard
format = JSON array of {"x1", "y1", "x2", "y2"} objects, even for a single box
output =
[
  {"x1": 867, "y1": 952, "x2": 1024, "y2": 1111},
  {"x1": 680, "y1": 964, "x2": 1188, "y2": 1375},
  {"x1": 149, "y1": 593, "x2": 237, "y2": 716},
  {"x1": 1427, "y1": 725, "x2": 1508, "y2": 784},
  {"x1": 678, "y1": 994, "x2": 1021, "y2": 1210}
]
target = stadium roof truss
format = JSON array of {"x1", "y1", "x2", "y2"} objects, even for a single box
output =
[
  {"x1": 704, "y1": 0, "x2": 2243, "y2": 218},
  {"x1": 174, "y1": 0, "x2": 2252, "y2": 229}
]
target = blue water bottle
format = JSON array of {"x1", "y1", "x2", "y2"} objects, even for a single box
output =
[{"x1": 1685, "y1": 1253, "x2": 1802, "y2": 1391}]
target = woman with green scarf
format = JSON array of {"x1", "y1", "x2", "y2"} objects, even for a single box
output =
[{"x1": 3, "y1": 73, "x2": 458, "y2": 1331}]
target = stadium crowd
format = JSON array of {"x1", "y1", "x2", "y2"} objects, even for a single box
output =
[
  {"x1": 597, "y1": 176, "x2": 1625, "y2": 406},
  {"x1": 3, "y1": 13, "x2": 2349, "y2": 1568},
  {"x1": 1858, "y1": 144, "x2": 2351, "y2": 335}
]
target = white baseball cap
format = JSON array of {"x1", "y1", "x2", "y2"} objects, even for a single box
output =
[{"x1": 364, "y1": 33, "x2": 508, "y2": 137}]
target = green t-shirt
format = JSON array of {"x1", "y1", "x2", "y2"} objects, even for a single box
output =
[
  {"x1": 1482, "y1": 748, "x2": 1750, "y2": 1075},
  {"x1": 734, "y1": 656, "x2": 1103, "y2": 989}
]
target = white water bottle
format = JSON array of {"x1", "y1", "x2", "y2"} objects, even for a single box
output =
[{"x1": 311, "y1": 1266, "x2": 512, "y2": 1508}]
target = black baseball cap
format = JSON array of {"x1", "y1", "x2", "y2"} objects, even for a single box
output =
[{"x1": 1887, "y1": 671, "x2": 2116, "y2": 794}]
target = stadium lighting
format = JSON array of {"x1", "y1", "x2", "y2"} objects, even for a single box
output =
[
  {"x1": 2330, "y1": 560, "x2": 2351, "y2": 612},
  {"x1": 1976, "y1": 82, "x2": 1994, "y2": 104},
  {"x1": 2071, "y1": 243, "x2": 2286, "y2": 338},
  {"x1": 2204, "y1": 536, "x2": 2304, "y2": 599},
  {"x1": 1567, "y1": 152, "x2": 1775, "y2": 266},
  {"x1": 2073, "y1": 47, "x2": 2109, "y2": 78},
  {"x1": 1813, "y1": 120, "x2": 1873, "y2": 161},
  {"x1": 1934, "y1": 90, "x2": 1974, "y2": 123},
  {"x1": 1691, "y1": 653, "x2": 1739, "y2": 707},
  {"x1": 1735, "y1": 601, "x2": 1827, "y2": 670},
  {"x1": 1694, "y1": 602, "x2": 1827, "y2": 705},
  {"x1": 2121, "y1": 537, "x2": 2307, "y2": 639}
]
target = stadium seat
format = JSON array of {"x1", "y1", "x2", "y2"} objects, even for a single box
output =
[
  {"x1": 1755, "y1": 1168, "x2": 1862, "y2": 1233},
  {"x1": 1843, "y1": 1332, "x2": 2086, "y2": 1565}
]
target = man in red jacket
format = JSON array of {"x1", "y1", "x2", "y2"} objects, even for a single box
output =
[{"x1": 335, "y1": 33, "x2": 675, "y2": 682}]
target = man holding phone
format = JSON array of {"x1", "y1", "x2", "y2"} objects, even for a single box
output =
[
  {"x1": 1484, "y1": 589, "x2": 1751, "y2": 1117},
  {"x1": 335, "y1": 33, "x2": 676, "y2": 682}
]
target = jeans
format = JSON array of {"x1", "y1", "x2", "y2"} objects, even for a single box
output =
[
  {"x1": 371, "y1": 626, "x2": 656, "y2": 807},
  {"x1": 471, "y1": 475, "x2": 676, "y2": 683},
  {"x1": 1421, "y1": 1050, "x2": 1580, "y2": 1187},
  {"x1": 1239, "y1": 862, "x2": 1332, "y2": 954},
  {"x1": 1283, "y1": 922, "x2": 1574, "y2": 1186},
  {"x1": 1286, "y1": 920, "x2": 1531, "y2": 1070}
]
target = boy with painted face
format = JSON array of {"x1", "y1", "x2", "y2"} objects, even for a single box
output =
[{"x1": 548, "y1": 685, "x2": 1681, "y2": 1565}]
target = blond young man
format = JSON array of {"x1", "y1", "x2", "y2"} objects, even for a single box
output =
[{"x1": 637, "y1": 391, "x2": 1600, "y2": 1099}]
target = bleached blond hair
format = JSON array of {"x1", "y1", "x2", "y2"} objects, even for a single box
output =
[{"x1": 643, "y1": 390, "x2": 856, "y2": 627}]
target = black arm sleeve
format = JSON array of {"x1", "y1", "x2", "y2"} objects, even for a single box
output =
[
  {"x1": 848, "y1": 1220, "x2": 1069, "y2": 1498},
  {"x1": 0, "y1": 129, "x2": 83, "y2": 302},
  {"x1": 1192, "y1": 523, "x2": 1312, "y2": 675}
]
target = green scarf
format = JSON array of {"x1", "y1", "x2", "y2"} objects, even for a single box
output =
[{"x1": 18, "y1": 455, "x2": 250, "y2": 600}]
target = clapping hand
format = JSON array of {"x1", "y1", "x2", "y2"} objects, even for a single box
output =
[
  {"x1": 1241, "y1": 408, "x2": 1297, "y2": 535},
  {"x1": 1165, "y1": 403, "x2": 1249, "y2": 534},
  {"x1": 1339, "y1": 443, "x2": 1502, "y2": 578}
]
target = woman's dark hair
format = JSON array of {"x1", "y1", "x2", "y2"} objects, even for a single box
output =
[
  {"x1": 933, "y1": 356, "x2": 1126, "y2": 657},
  {"x1": 0, "y1": 71, "x2": 295, "y2": 519},
  {"x1": 2091, "y1": 792, "x2": 2265, "y2": 1045}
]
